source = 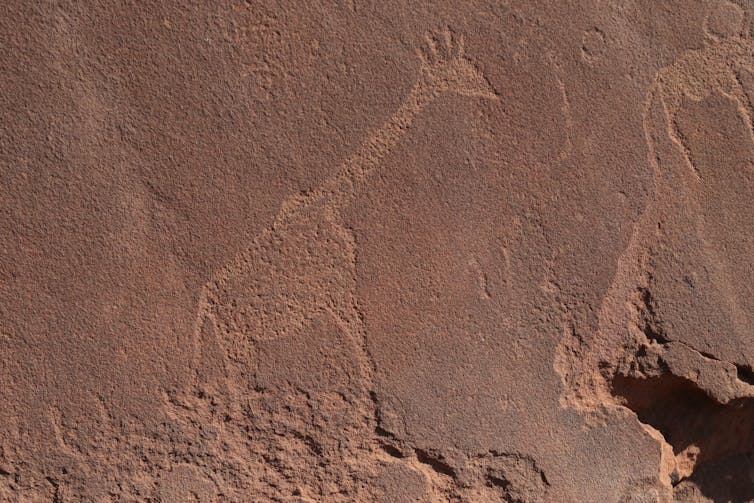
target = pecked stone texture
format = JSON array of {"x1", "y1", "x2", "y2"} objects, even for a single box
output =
[{"x1": 2, "y1": 1, "x2": 754, "y2": 501}]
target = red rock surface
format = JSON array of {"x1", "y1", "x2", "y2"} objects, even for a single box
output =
[{"x1": 2, "y1": 1, "x2": 754, "y2": 501}]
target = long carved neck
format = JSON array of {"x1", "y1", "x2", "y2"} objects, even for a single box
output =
[
  {"x1": 347, "y1": 78, "x2": 436, "y2": 177},
  {"x1": 324, "y1": 77, "x2": 439, "y2": 209}
]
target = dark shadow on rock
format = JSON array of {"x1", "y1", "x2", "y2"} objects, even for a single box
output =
[{"x1": 612, "y1": 372, "x2": 754, "y2": 502}]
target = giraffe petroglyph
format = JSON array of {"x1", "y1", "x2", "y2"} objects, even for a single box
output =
[
  {"x1": 558, "y1": 0, "x2": 754, "y2": 416},
  {"x1": 193, "y1": 29, "x2": 500, "y2": 389},
  {"x1": 556, "y1": 3, "x2": 754, "y2": 497}
]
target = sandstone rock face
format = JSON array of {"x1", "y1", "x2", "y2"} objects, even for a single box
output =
[{"x1": 2, "y1": 1, "x2": 754, "y2": 501}]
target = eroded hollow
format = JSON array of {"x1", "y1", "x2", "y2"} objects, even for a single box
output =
[{"x1": 612, "y1": 372, "x2": 754, "y2": 502}]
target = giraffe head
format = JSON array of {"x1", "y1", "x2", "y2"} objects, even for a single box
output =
[{"x1": 417, "y1": 29, "x2": 500, "y2": 101}]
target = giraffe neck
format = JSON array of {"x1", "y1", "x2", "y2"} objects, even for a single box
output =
[{"x1": 323, "y1": 77, "x2": 439, "y2": 209}]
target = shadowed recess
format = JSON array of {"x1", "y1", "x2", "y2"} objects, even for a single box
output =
[{"x1": 612, "y1": 372, "x2": 754, "y2": 502}]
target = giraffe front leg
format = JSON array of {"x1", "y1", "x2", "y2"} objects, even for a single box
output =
[
  {"x1": 657, "y1": 85, "x2": 702, "y2": 182},
  {"x1": 726, "y1": 67, "x2": 754, "y2": 145}
]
